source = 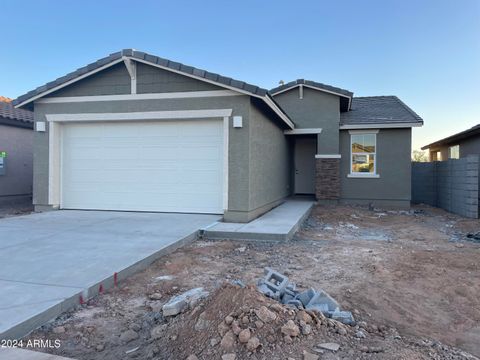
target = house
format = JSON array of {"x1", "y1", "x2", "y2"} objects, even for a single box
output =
[
  {"x1": 13, "y1": 49, "x2": 423, "y2": 222},
  {"x1": 0, "y1": 96, "x2": 34, "y2": 205},
  {"x1": 421, "y1": 124, "x2": 480, "y2": 161}
]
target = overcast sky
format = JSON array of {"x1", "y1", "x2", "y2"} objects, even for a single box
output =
[{"x1": 1, "y1": 0, "x2": 479, "y2": 150}]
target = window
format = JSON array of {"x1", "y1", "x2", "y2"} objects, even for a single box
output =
[
  {"x1": 448, "y1": 145, "x2": 459, "y2": 159},
  {"x1": 350, "y1": 133, "x2": 377, "y2": 176}
]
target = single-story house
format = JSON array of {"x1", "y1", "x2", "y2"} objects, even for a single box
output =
[
  {"x1": 0, "y1": 96, "x2": 34, "y2": 204},
  {"x1": 13, "y1": 49, "x2": 423, "y2": 222},
  {"x1": 422, "y1": 124, "x2": 480, "y2": 161}
]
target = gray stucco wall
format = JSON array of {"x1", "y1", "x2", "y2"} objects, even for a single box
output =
[
  {"x1": 136, "y1": 62, "x2": 221, "y2": 93},
  {"x1": 459, "y1": 137, "x2": 480, "y2": 158},
  {"x1": 49, "y1": 63, "x2": 131, "y2": 97},
  {"x1": 0, "y1": 124, "x2": 33, "y2": 201},
  {"x1": 273, "y1": 87, "x2": 340, "y2": 154},
  {"x1": 33, "y1": 96, "x2": 252, "y2": 214},
  {"x1": 339, "y1": 128, "x2": 412, "y2": 206},
  {"x1": 248, "y1": 100, "x2": 291, "y2": 215}
]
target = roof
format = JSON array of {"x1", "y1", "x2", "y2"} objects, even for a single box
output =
[
  {"x1": 340, "y1": 96, "x2": 423, "y2": 127},
  {"x1": 0, "y1": 96, "x2": 12, "y2": 103},
  {"x1": 421, "y1": 124, "x2": 480, "y2": 150},
  {"x1": 13, "y1": 49, "x2": 294, "y2": 129},
  {"x1": 13, "y1": 49, "x2": 270, "y2": 106},
  {"x1": 0, "y1": 99, "x2": 33, "y2": 129},
  {"x1": 269, "y1": 79, "x2": 353, "y2": 112}
]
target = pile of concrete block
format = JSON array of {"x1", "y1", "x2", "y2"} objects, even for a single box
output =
[{"x1": 257, "y1": 268, "x2": 355, "y2": 325}]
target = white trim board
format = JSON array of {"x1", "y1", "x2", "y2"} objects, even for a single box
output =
[
  {"x1": 348, "y1": 129, "x2": 379, "y2": 134},
  {"x1": 341, "y1": 123, "x2": 422, "y2": 130},
  {"x1": 35, "y1": 90, "x2": 241, "y2": 104},
  {"x1": 315, "y1": 154, "x2": 341, "y2": 159},
  {"x1": 45, "y1": 109, "x2": 233, "y2": 122},
  {"x1": 284, "y1": 128, "x2": 322, "y2": 135}
]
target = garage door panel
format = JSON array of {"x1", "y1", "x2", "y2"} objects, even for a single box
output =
[{"x1": 61, "y1": 120, "x2": 224, "y2": 214}]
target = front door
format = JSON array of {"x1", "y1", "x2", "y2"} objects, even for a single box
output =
[{"x1": 294, "y1": 137, "x2": 316, "y2": 194}]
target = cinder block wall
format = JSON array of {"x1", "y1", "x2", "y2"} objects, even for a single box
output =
[{"x1": 412, "y1": 155, "x2": 479, "y2": 218}]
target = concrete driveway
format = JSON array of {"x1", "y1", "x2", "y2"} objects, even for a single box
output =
[{"x1": 0, "y1": 210, "x2": 219, "y2": 340}]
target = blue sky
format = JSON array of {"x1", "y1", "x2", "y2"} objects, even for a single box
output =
[{"x1": 1, "y1": 0, "x2": 479, "y2": 150}]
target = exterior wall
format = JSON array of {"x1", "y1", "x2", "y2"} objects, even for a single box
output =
[
  {"x1": 49, "y1": 63, "x2": 131, "y2": 97},
  {"x1": 33, "y1": 95, "x2": 252, "y2": 215},
  {"x1": 136, "y1": 63, "x2": 222, "y2": 93},
  {"x1": 272, "y1": 87, "x2": 340, "y2": 154},
  {"x1": 459, "y1": 137, "x2": 480, "y2": 158},
  {"x1": 244, "y1": 100, "x2": 291, "y2": 221},
  {"x1": 339, "y1": 128, "x2": 412, "y2": 207},
  {"x1": 412, "y1": 156, "x2": 479, "y2": 218},
  {"x1": 0, "y1": 124, "x2": 33, "y2": 202}
]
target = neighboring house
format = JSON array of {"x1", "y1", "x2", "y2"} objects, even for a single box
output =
[
  {"x1": 13, "y1": 49, "x2": 423, "y2": 222},
  {"x1": 422, "y1": 124, "x2": 480, "y2": 161},
  {"x1": 0, "y1": 97, "x2": 34, "y2": 204}
]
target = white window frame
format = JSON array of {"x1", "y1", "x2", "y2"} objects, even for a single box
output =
[{"x1": 348, "y1": 130, "x2": 380, "y2": 178}]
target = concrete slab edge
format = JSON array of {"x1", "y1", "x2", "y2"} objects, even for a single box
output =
[{"x1": 0, "y1": 231, "x2": 199, "y2": 340}]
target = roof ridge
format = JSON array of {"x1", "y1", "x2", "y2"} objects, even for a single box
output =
[{"x1": 269, "y1": 78, "x2": 353, "y2": 98}]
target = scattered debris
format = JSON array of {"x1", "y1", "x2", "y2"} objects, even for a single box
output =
[
  {"x1": 154, "y1": 275, "x2": 174, "y2": 281},
  {"x1": 257, "y1": 268, "x2": 355, "y2": 325},
  {"x1": 125, "y1": 346, "x2": 139, "y2": 354},
  {"x1": 317, "y1": 342, "x2": 340, "y2": 352},
  {"x1": 162, "y1": 287, "x2": 209, "y2": 316},
  {"x1": 466, "y1": 232, "x2": 480, "y2": 242}
]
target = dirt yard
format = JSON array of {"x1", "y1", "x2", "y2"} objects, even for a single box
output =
[
  {"x1": 0, "y1": 199, "x2": 33, "y2": 219},
  {"x1": 24, "y1": 204, "x2": 480, "y2": 359}
]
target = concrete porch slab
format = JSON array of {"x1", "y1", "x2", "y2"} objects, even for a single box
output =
[
  {"x1": 204, "y1": 198, "x2": 315, "y2": 241},
  {"x1": 0, "y1": 211, "x2": 220, "y2": 341}
]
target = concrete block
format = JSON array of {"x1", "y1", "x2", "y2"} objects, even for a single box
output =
[
  {"x1": 306, "y1": 290, "x2": 339, "y2": 312},
  {"x1": 305, "y1": 303, "x2": 330, "y2": 314},
  {"x1": 296, "y1": 288, "x2": 316, "y2": 307},
  {"x1": 162, "y1": 287, "x2": 209, "y2": 316},
  {"x1": 263, "y1": 267, "x2": 289, "y2": 294},
  {"x1": 331, "y1": 309, "x2": 355, "y2": 325},
  {"x1": 286, "y1": 299, "x2": 303, "y2": 308}
]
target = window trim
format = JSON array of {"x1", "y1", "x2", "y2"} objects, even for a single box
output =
[{"x1": 349, "y1": 132, "x2": 379, "y2": 178}]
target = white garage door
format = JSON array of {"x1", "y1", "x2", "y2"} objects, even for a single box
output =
[{"x1": 61, "y1": 120, "x2": 224, "y2": 214}]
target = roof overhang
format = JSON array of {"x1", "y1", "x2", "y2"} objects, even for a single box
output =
[
  {"x1": 421, "y1": 125, "x2": 480, "y2": 150},
  {"x1": 14, "y1": 51, "x2": 295, "y2": 129},
  {"x1": 340, "y1": 122, "x2": 423, "y2": 130}
]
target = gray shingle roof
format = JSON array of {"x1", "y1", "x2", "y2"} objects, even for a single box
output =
[
  {"x1": 269, "y1": 79, "x2": 353, "y2": 98},
  {"x1": 421, "y1": 124, "x2": 480, "y2": 150},
  {"x1": 0, "y1": 99, "x2": 33, "y2": 129},
  {"x1": 340, "y1": 96, "x2": 423, "y2": 126},
  {"x1": 13, "y1": 49, "x2": 269, "y2": 107}
]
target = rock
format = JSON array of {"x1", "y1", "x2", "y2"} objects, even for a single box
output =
[
  {"x1": 235, "y1": 246, "x2": 246, "y2": 252},
  {"x1": 355, "y1": 330, "x2": 366, "y2": 339},
  {"x1": 120, "y1": 329, "x2": 139, "y2": 344},
  {"x1": 281, "y1": 320, "x2": 300, "y2": 337},
  {"x1": 186, "y1": 355, "x2": 199, "y2": 360},
  {"x1": 162, "y1": 288, "x2": 209, "y2": 316},
  {"x1": 225, "y1": 315, "x2": 234, "y2": 325},
  {"x1": 238, "y1": 328, "x2": 251, "y2": 343},
  {"x1": 218, "y1": 322, "x2": 230, "y2": 337},
  {"x1": 266, "y1": 335, "x2": 275, "y2": 343},
  {"x1": 222, "y1": 354, "x2": 236, "y2": 360},
  {"x1": 358, "y1": 321, "x2": 367, "y2": 329},
  {"x1": 255, "y1": 320, "x2": 264, "y2": 329},
  {"x1": 129, "y1": 323, "x2": 141, "y2": 332},
  {"x1": 303, "y1": 350, "x2": 319, "y2": 360},
  {"x1": 96, "y1": 344, "x2": 105, "y2": 352},
  {"x1": 210, "y1": 337, "x2": 220, "y2": 347},
  {"x1": 301, "y1": 323, "x2": 312, "y2": 335},
  {"x1": 150, "y1": 324, "x2": 167, "y2": 339},
  {"x1": 148, "y1": 292, "x2": 162, "y2": 300},
  {"x1": 195, "y1": 312, "x2": 210, "y2": 331},
  {"x1": 246, "y1": 336, "x2": 260, "y2": 351},
  {"x1": 220, "y1": 330, "x2": 236, "y2": 352},
  {"x1": 317, "y1": 342, "x2": 340, "y2": 352},
  {"x1": 336, "y1": 327, "x2": 347, "y2": 336},
  {"x1": 296, "y1": 310, "x2": 313, "y2": 324},
  {"x1": 254, "y1": 306, "x2": 277, "y2": 323},
  {"x1": 231, "y1": 320, "x2": 242, "y2": 335},
  {"x1": 283, "y1": 335, "x2": 293, "y2": 344},
  {"x1": 52, "y1": 326, "x2": 65, "y2": 334}
]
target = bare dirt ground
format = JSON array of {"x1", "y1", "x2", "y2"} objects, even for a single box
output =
[
  {"x1": 0, "y1": 199, "x2": 33, "y2": 219},
  {"x1": 24, "y1": 204, "x2": 480, "y2": 360}
]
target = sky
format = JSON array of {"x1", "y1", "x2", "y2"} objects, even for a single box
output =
[{"x1": 1, "y1": 0, "x2": 479, "y2": 150}]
